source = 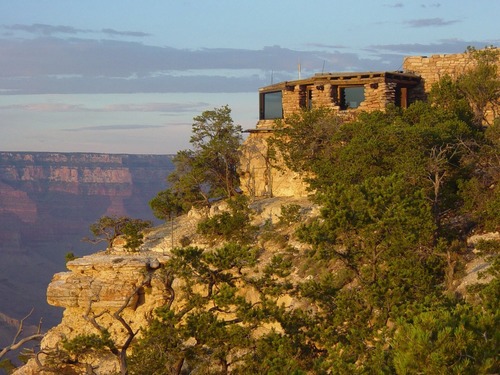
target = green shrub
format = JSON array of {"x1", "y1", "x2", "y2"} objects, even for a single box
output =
[
  {"x1": 122, "y1": 219, "x2": 153, "y2": 252},
  {"x1": 65, "y1": 252, "x2": 77, "y2": 263},
  {"x1": 197, "y1": 196, "x2": 256, "y2": 244},
  {"x1": 62, "y1": 332, "x2": 114, "y2": 356},
  {"x1": 179, "y1": 235, "x2": 192, "y2": 247},
  {"x1": 278, "y1": 203, "x2": 302, "y2": 226}
]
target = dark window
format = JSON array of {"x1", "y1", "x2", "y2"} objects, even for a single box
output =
[
  {"x1": 340, "y1": 86, "x2": 365, "y2": 110},
  {"x1": 395, "y1": 86, "x2": 408, "y2": 108},
  {"x1": 307, "y1": 88, "x2": 313, "y2": 110},
  {"x1": 261, "y1": 91, "x2": 283, "y2": 119}
]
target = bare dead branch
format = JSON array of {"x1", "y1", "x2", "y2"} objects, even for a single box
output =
[
  {"x1": 0, "y1": 308, "x2": 44, "y2": 360},
  {"x1": 80, "y1": 273, "x2": 153, "y2": 375}
]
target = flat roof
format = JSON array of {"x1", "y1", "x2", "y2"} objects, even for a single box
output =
[{"x1": 260, "y1": 71, "x2": 421, "y2": 92}]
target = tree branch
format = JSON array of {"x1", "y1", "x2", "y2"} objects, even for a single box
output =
[{"x1": 0, "y1": 308, "x2": 44, "y2": 360}]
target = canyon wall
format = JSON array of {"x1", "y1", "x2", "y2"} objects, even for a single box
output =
[{"x1": 0, "y1": 152, "x2": 174, "y2": 343}]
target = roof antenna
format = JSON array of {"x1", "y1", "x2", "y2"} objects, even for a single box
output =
[
  {"x1": 322, "y1": 60, "x2": 326, "y2": 74},
  {"x1": 298, "y1": 62, "x2": 301, "y2": 79},
  {"x1": 271, "y1": 70, "x2": 274, "y2": 84}
]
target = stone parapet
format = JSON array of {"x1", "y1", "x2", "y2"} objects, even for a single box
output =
[{"x1": 403, "y1": 52, "x2": 475, "y2": 92}]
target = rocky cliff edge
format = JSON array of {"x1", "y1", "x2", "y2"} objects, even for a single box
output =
[{"x1": 13, "y1": 197, "x2": 497, "y2": 374}]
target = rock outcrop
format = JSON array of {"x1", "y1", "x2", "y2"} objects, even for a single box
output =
[
  {"x1": 239, "y1": 132, "x2": 309, "y2": 198},
  {"x1": 14, "y1": 196, "x2": 315, "y2": 374},
  {"x1": 15, "y1": 253, "x2": 171, "y2": 374}
]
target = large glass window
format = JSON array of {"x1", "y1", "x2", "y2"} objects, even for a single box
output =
[
  {"x1": 340, "y1": 86, "x2": 365, "y2": 109},
  {"x1": 261, "y1": 91, "x2": 283, "y2": 119}
]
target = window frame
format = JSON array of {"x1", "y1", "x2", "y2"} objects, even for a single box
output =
[
  {"x1": 260, "y1": 90, "x2": 283, "y2": 120},
  {"x1": 338, "y1": 85, "x2": 365, "y2": 110}
]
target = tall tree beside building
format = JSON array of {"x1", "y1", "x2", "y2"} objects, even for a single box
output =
[{"x1": 152, "y1": 105, "x2": 243, "y2": 211}]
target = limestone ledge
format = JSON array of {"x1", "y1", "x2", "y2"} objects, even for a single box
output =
[
  {"x1": 21, "y1": 253, "x2": 172, "y2": 374},
  {"x1": 48, "y1": 253, "x2": 169, "y2": 308},
  {"x1": 47, "y1": 254, "x2": 168, "y2": 310}
]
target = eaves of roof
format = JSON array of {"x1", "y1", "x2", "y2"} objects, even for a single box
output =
[{"x1": 259, "y1": 71, "x2": 421, "y2": 92}]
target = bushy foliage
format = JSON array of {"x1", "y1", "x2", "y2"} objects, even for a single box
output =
[
  {"x1": 149, "y1": 188, "x2": 186, "y2": 221},
  {"x1": 457, "y1": 46, "x2": 500, "y2": 127},
  {"x1": 62, "y1": 332, "x2": 115, "y2": 357},
  {"x1": 392, "y1": 303, "x2": 499, "y2": 374},
  {"x1": 459, "y1": 119, "x2": 500, "y2": 231},
  {"x1": 128, "y1": 243, "x2": 301, "y2": 374},
  {"x1": 0, "y1": 359, "x2": 16, "y2": 374},
  {"x1": 197, "y1": 195, "x2": 257, "y2": 244},
  {"x1": 258, "y1": 59, "x2": 500, "y2": 371},
  {"x1": 84, "y1": 215, "x2": 152, "y2": 251},
  {"x1": 65, "y1": 252, "x2": 77, "y2": 263},
  {"x1": 278, "y1": 203, "x2": 302, "y2": 227},
  {"x1": 121, "y1": 218, "x2": 153, "y2": 252},
  {"x1": 42, "y1": 331, "x2": 117, "y2": 373}
]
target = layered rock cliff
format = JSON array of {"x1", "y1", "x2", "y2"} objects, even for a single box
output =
[{"x1": 0, "y1": 152, "x2": 174, "y2": 221}]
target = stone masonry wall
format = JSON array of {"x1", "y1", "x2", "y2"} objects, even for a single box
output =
[
  {"x1": 403, "y1": 52, "x2": 474, "y2": 93},
  {"x1": 282, "y1": 88, "x2": 301, "y2": 117},
  {"x1": 358, "y1": 81, "x2": 393, "y2": 112},
  {"x1": 403, "y1": 49, "x2": 500, "y2": 124},
  {"x1": 313, "y1": 84, "x2": 335, "y2": 108}
]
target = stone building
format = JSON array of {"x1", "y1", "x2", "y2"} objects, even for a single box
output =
[
  {"x1": 256, "y1": 71, "x2": 422, "y2": 129},
  {"x1": 239, "y1": 49, "x2": 499, "y2": 198}
]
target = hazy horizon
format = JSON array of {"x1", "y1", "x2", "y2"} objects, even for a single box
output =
[{"x1": 1, "y1": 0, "x2": 498, "y2": 154}]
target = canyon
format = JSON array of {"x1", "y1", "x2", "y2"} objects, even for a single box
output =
[{"x1": 0, "y1": 152, "x2": 174, "y2": 347}]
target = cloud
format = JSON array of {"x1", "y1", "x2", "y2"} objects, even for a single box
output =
[
  {"x1": 0, "y1": 38, "x2": 304, "y2": 78},
  {"x1": 101, "y1": 28, "x2": 150, "y2": 37},
  {"x1": 0, "y1": 29, "x2": 493, "y2": 95},
  {"x1": 0, "y1": 103, "x2": 86, "y2": 111},
  {"x1": 369, "y1": 39, "x2": 497, "y2": 54},
  {"x1": 3, "y1": 23, "x2": 90, "y2": 35},
  {"x1": 404, "y1": 18, "x2": 460, "y2": 28},
  {"x1": 0, "y1": 37, "x2": 381, "y2": 94},
  {"x1": 384, "y1": 3, "x2": 404, "y2": 8},
  {"x1": 2, "y1": 23, "x2": 150, "y2": 38},
  {"x1": 421, "y1": 3, "x2": 441, "y2": 8},
  {"x1": 304, "y1": 43, "x2": 347, "y2": 50},
  {"x1": 101, "y1": 102, "x2": 208, "y2": 112},
  {"x1": 0, "y1": 102, "x2": 208, "y2": 113},
  {"x1": 64, "y1": 124, "x2": 166, "y2": 132}
]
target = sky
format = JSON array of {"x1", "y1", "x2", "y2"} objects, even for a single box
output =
[{"x1": 0, "y1": 0, "x2": 498, "y2": 155}]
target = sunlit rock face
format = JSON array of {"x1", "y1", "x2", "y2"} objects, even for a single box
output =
[
  {"x1": 239, "y1": 132, "x2": 310, "y2": 198},
  {"x1": 17, "y1": 253, "x2": 172, "y2": 375}
]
